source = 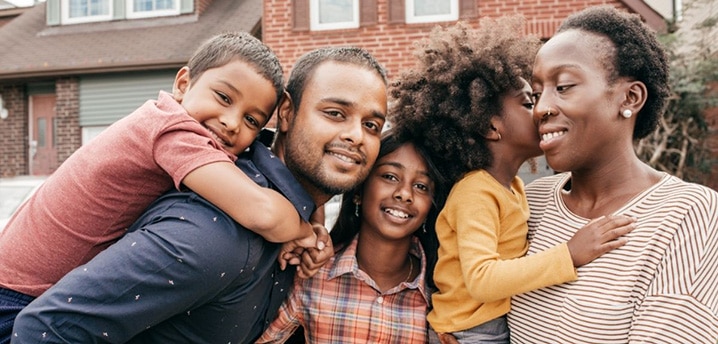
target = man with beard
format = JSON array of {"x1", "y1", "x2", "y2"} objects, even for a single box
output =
[{"x1": 11, "y1": 46, "x2": 388, "y2": 344}]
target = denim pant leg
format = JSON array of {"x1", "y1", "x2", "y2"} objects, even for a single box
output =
[
  {"x1": 0, "y1": 288, "x2": 35, "y2": 344},
  {"x1": 430, "y1": 315, "x2": 510, "y2": 344}
]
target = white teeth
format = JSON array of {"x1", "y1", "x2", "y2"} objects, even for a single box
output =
[
  {"x1": 329, "y1": 152, "x2": 355, "y2": 163},
  {"x1": 385, "y1": 208, "x2": 409, "y2": 218},
  {"x1": 209, "y1": 130, "x2": 228, "y2": 146},
  {"x1": 542, "y1": 130, "x2": 566, "y2": 142}
]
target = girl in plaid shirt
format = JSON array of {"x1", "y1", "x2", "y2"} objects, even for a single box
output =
[{"x1": 256, "y1": 132, "x2": 448, "y2": 343}]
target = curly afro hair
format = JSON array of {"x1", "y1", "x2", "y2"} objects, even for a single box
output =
[
  {"x1": 557, "y1": 6, "x2": 670, "y2": 139},
  {"x1": 389, "y1": 17, "x2": 541, "y2": 186}
]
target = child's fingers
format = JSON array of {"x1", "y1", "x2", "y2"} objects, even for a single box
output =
[
  {"x1": 295, "y1": 232, "x2": 319, "y2": 249},
  {"x1": 601, "y1": 222, "x2": 636, "y2": 242},
  {"x1": 598, "y1": 215, "x2": 637, "y2": 242},
  {"x1": 296, "y1": 257, "x2": 320, "y2": 279},
  {"x1": 312, "y1": 223, "x2": 329, "y2": 250},
  {"x1": 277, "y1": 254, "x2": 289, "y2": 270},
  {"x1": 601, "y1": 237, "x2": 630, "y2": 251}
]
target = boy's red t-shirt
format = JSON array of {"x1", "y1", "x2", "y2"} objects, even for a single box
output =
[{"x1": 0, "y1": 91, "x2": 235, "y2": 297}]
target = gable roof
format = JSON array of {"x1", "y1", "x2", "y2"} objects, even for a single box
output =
[{"x1": 0, "y1": 0, "x2": 262, "y2": 82}]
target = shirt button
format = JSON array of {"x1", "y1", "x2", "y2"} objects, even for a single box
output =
[{"x1": 376, "y1": 296, "x2": 384, "y2": 304}]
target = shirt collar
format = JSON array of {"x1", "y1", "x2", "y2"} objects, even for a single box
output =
[{"x1": 328, "y1": 234, "x2": 430, "y2": 303}]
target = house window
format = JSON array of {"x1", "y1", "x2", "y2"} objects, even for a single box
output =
[
  {"x1": 62, "y1": 0, "x2": 112, "y2": 24},
  {"x1": 405, "y1": 0, "x2": 458, "y2": 24},
  {"x1": 127, "y1": 0, "x2": 180, "y2": 19},
  {"x1": 310, "y1": 0, "x2": 359, "y2": 31}
]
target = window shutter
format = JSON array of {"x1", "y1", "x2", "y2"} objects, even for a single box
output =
[
  {"x1": 293, "y1": 0, "x2": 310, "y2": 31},
  {"x1": 180, "y1": 0, "x2": 194, "y2": 14},
  {"x1": 46, "y1": 0, "x2": 60, "y2": 26},
  {"x1": 388, "y1": 0, "x2": 405, "y2": 24},
  {"x1": 459, "y1": 0, "x2": 477, "y2": 18},
  {"x1": 360, "y1": 0, "x2": 377, "y2": 26}
]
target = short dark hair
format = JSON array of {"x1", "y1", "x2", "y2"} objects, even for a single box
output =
[
  {"x1": 285, "y1": 47, "x2": 388, "y2": 111},
  {"x1": 557, "y1": 6, "x2": 671, "y2": 139},
  {"x1": 330, "y1": 131, "x2": 447, "y2": 290},
  {"x1": 389, "y1": 18, "x2": 540, "y2": 186},
  {"x1": 187, "y1": 32, "x2": 284, "y2": 106}
]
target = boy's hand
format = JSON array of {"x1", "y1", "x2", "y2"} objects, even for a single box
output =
[
  {"x1": 567, "y1": 214, "x2": 637, "y2": 267},
  {"x1": 295, "y1": 223, "x2": 334, "y2": 279},
  {"x1": 277, "y1": 222, "x2": 333, "y2": 278},
  {"x1": 277, "y1": 221, "x2": 318, "y2": 270}
]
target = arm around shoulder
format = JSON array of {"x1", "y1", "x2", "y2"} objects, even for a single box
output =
[{"x1": 183, "y1": 161, "x2": 313, "y2": 243}]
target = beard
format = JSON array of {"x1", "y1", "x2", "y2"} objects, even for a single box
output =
[
  {"x1": 283, "y1": 141, "x2": 370, "y2": 196},
  {"x1": 284, "y1": 136, "x2": 370, "y2": 195}
]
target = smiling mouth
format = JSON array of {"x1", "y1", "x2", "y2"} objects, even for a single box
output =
[
  {"x1": 207, "y1": 127, "x2": 230, "y2": 147},
  {"x1": 328, "y1": 151, "x2": 359, "y2": 164},
  {"x1": 384, "y1": 207, "x2": 411, "y2": 219},
  {"x1": 541, "y1": 130, "x2": 567, "y2": 142}
]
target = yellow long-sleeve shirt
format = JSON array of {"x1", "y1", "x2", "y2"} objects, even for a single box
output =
[{"x1": 428, "y1": 170, "x2": 577, "y2": 333}]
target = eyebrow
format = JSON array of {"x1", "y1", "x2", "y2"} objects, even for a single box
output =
[{"x1": 549, "y1": 63, "x2": 585, "y2": 74}]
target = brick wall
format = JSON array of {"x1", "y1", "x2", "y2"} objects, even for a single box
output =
[
  {"x1": 55, "y1": 78, "x2": 81, "y2": 166},
  {"x1": 263, "y1": 0, "x2": 629, "y2": 79},
  {"x1": 0, "y1": 85, "x2": 28, "y2": 177}
]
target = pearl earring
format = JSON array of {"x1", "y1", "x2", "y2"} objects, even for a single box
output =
[{"x1": 621, "y1": 109, "x2": 633, "y2": 119}]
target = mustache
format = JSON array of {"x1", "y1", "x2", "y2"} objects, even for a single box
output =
[{"x1": 325, "y1": 142, "x2": 366, "y2": 165}]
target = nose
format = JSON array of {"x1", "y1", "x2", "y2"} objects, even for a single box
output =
[
  {"x1": 219, "y1": 111, "x2": 242, "y2": 134},
  {"x1": 339, "y1": 116, "x2": 364, "y2": 145},
  {"x1": 533, "y1": 93, "x2": 555, "y2": 123},
  {"x1": 393, "y1": 182, "x2": 414, "y2": 204}
]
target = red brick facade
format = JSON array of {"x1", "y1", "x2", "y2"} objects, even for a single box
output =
[
  {"x1": 55, "y1": 78, "x2": 81, "y2": 165},
  {"x1": 0, "y1": 79, "x2": 80, "y2": 177},
  {"x1": 262, "y1": 0, "x2": 630, "y2": 78},
  {"x1": 0, "y1": 85, "x2": 28, "y2": 177}
]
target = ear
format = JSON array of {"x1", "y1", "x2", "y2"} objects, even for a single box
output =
[
  {"x1": 172, "y1": 66, "x2": 191, "y2": 103},
  {"x1": 621, "y1": 80, "x2": 648, "y2": 116},
  {"x1": 276, "y1": 90, "x2": 294, "y2": 134},
  {"x1": 485, "y1": 117, "x2": 503, "y2": 141}
]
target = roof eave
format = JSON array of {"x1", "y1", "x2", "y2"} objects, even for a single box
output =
[{"x1": 0, "y1": 61, "x2": 186, "y2": 83}]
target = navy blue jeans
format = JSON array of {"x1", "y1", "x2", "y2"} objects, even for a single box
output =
[{"x1": 0, "y1": 288, "x2": 34, "y2": 344}]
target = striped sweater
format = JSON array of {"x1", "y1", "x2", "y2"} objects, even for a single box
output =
[{"x1": 508, "y1": 173, "x2": 718, "y2": 344}]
